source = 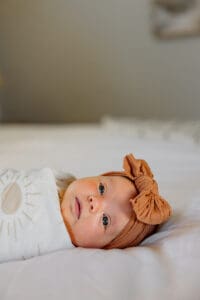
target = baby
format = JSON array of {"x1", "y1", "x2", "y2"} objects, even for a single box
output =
[{"x1": 0, "y1": 153, "x2": 172, "y2": 263}]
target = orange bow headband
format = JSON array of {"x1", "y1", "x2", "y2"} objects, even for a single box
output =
[{"x1": 101, "y1": 153, "x2": 172, "y2": 249}]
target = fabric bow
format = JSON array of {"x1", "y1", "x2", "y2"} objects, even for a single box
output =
[{"x1": 123, "y1": 154, "x2": 172, "y2": 225}]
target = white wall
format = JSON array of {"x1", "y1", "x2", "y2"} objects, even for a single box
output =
[{"x1": 0, "y1": 0, "x2": 200, "y2": 122}]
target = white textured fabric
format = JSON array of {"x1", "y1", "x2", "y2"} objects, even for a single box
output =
[
  {"x1": 0, "y1": 118, "x2": 199, "y2": 300},
  {"x1": 0, "y1": 168, "x2": 74, "y2": 263}
]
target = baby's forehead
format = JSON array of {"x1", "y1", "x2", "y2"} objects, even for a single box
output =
[{"x1": 102, "y1": 174, "x2": 133, "y2": 185}]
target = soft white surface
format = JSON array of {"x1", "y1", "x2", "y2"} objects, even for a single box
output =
[
  {"x1": 0, "y1": 118, "x2": 200, "y2": 300},
  {"x1": 0, "y1": 168, "x2": 73, "y2": 263}
]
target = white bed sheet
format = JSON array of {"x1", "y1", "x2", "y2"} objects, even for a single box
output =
[{"x1": 0, "y1": 118, "x2": 200, "y2": 300}]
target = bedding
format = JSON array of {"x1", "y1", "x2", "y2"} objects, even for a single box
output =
[
  {"x1": 0, "y1": 168, "x2": 73, "y2": 263},
  {"x1": 0, "y1": 117, "x2": 200, "y2": 300}
]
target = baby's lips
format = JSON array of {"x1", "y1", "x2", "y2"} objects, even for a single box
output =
[{"x1": 75, "y1": 197, "x2": 81, "y2": 219}]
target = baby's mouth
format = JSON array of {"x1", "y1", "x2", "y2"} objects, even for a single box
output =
[{"x1": 75, "y1": 197, "x2": 81, "y2": 219}]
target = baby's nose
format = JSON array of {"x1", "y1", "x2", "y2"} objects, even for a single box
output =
[{"x1": 88, "y1": 196, "x2": 102, "y2": 213}]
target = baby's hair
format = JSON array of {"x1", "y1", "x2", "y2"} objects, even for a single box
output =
[{"x1": 56, "y1": 175, "x2": 76, "y2": 204}]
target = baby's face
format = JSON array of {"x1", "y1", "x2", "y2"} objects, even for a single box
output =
[{"x1": 60, "y1": 175, "x2": 137, "y2": 248}]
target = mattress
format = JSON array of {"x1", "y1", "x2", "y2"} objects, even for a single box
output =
[{"x1": 0, "y1": 117, "x2": 200, "y2": 300}]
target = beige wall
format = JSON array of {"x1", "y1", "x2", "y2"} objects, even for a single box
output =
[{"x1": 0, "y1": 0, "x2": 200, "y2": 123}]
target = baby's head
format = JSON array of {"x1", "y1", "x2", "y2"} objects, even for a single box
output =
[{"x1": 60, "y1": 153, "x2": 172, "y2": 249}]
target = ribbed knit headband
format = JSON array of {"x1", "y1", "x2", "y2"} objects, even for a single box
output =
[{"x1": 101, "y1": 153, "x2": 172, "y2": 249}]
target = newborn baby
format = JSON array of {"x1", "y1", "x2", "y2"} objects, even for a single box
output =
[{"x1": 0, "y1": 153, "x2": 172, "y2": 263}]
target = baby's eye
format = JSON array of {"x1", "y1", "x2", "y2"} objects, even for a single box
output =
[
  {"x1": 102, "y1": 213, "x2": 110, "y2": 229},
  {"x1": 98, "y1": 182, "x2": 105, "y2": 195}
]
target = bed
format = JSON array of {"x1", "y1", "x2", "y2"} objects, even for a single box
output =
[{"x1": 0, "y1": 116, "x2": 200, "y2": 300}]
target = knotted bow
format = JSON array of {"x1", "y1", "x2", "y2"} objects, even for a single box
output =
[{"x1": 102, "y1": 153, "x2": 172, "y2": 225}]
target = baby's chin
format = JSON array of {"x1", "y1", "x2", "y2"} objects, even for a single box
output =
[
  {"x1": 63, "y1": 217, "x2": 77, "y2": 246},
  {"x1": 61, "y1": 183, "x2": 74, "y2": 211}
]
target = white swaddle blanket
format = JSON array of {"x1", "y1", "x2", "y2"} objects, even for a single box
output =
[{"x1": 0, "y1": 168, "x2": 74, "y2": 263}]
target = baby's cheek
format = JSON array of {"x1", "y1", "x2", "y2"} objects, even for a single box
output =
[
  {"x1": 71, "y1": 221, "x2": 99, "y2": 248},
  {"x1": 72, "y1": 229, "x2": 90, "y2": 247}
]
